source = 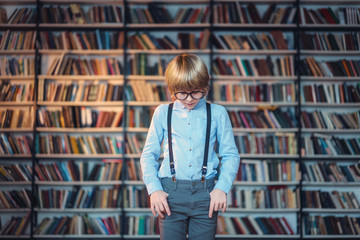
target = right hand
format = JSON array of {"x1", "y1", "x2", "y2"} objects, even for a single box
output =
[{"x1": 150, "y1": 190, "x2": 171, "y2": 218}]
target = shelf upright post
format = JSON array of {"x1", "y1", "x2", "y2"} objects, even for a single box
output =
[
  {"x1": 294, "y1": 0, "x2": 303, "y2": 238},
  {"x1": 31, "y1": 0, "x2": 42, "y2": 238},
  {"x1": 120, "y1": 0, "x2": 129, "y2": 239},
  {"x1": 208, "y1": 0, "x2": 214, "y2": 103}
]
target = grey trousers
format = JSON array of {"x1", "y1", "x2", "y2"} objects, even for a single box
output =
[{"x1": 159, "y1": 178, "x2": 218, "y2": 240}]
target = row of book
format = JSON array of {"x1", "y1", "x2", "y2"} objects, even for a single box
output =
[
  {"x1": 234, "y1": 133, "x2": 297, "y2": 155},
  {"x1": 302, "y1": 83, "x2": 360, "y2": 103},
  {"x1": 237, "y1": 160, "x2": 300, "y2": 183},
  {"x1": 37, "y1": 186, "x2": 123, "y2": 209},
  {"x1": 227, "y1": 109, "x2": 296, "y2": 129},
  {"x1": 0, "y1": 57, "x2": 35, "y2": 76},
  {"x1": 303, "y1": 215, "x2": 360, "y2": 235},
  {"x1": 38, "y1": 81, "x2": 124, "y2": 102},
  {"x1": 213, "y1": 83, "x2": 296, "y2": 103},
  {"x1": 0, "y1": 134, "x2": 33, "y2": 155},
  {"x1": 3, "y1": 5, "x2": 360, "y2": 26},
  {"x1": 125, "y1": 134, "x2": 146, "y2": 155},
  {"x1": 300, "y1": 110, "x2": 360, "y2": 129},
  {"x1": 128, "y1": 5, "x2": 210, "y2": 24},
  {"x1": 302, "y1": 190, "x2": 359, "y2": 209},
  {"x1": 37, "y1": 185, "x2": 149, "y2": 209},
  {"x1": 8, "y1": 30, "x2": 359, "y2": 52},
  {"x1": 217, "y1": 215, "x2": 295, "y2": 235},
  {"x1": 37, "y1": 106, "x2": 124, "y2": 128},
  {"x1": 300, "y1": 32, "x2": 360, "y2": 51},
  {"x1": 227, "y1": 187, "x2": 299, "y2": 209},
  {"x1": 213, "y1": 56, "x2": 294, "y2": 76},
  {"x1": 40, "y1": 31, "x2": 124, "y2": 50},
  {"x1": 0, "y1": 212, "x2": 30, "y2": 236},
  {"x1": 46, "y1": 56, "x2": 124, "y2": 76},
  {"x1": 302, "y1": 134, "x2": 360, "y2": 156},
  {"x1": 2, "y1": 160, "x2": 358, "y2": 184},
  {"x1": 3, "y1": 56, "x2": 358, "y2": 78},
  {"x1": 213, "y1": 3, "x2": 296, "y2": 24},
  {"x1": 213, "y1": 31, "x2": 290, "y2": 50},
  {"x1": 300, "y1": 7, "x2": 360, "y2": 25},
  {"x1": 0, "y1": 164, "x2": 33, "y2": 182},
  {"x1": 0, "y1": 107, "x2": 34, "y2": 129},
  {"x1": 0, "y1": 189, "x2": 31, "y2": 209},
  {"x1": 1, "y1": 7, "x2": 36, "y2": 24},
  {"x1": 129, "y1": 53, "x2": 167, "y2": 76},
  {"x1": 0, "y1": 31, "x2": 36, "y2": 50},
  {"x1": 302, "y1": 162, "x2": 360, "y2": 183},
  {"x1": 126, "y1": 107, "x2": 155, "y2": 129},
  {"x1": 128, "y1": 31, "x2": 210, "y2": 50},
  {"x1": 38, "y1": 158, "x2": 140, "y2": 182},
  {"x1": 299, "y1": 57, "x2": 360, "y2": 77},
  {"x1": 128, "y1": 81, "x2": 170, "y2": 102},
  {"x1": 0, "y1": 81, "x2": 34, "y2": 102},
  {"x1": 34, "y1": 214, "x2": 122, "y2": 235},
  {"x1": 41, "y1": 5, "x2": 123, "y2": 24},
  {"x1": 36, "y1": 134, "x2": 123, "y2": 155}
]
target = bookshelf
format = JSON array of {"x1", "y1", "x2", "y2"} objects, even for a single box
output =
[{"x1": 0, "y1": 0, "x2": 359, "y2": 239}]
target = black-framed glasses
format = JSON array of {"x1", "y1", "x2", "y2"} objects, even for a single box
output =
[{"x1": 174, "y1": 91, "x2": 205, "y2": 100}]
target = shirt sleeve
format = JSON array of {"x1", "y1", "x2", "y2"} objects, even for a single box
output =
[
  {"x1": 214, "y1": 106, "x2": 240, "y2": 194},
  {"x1": 140, "y1": 104, "x2": 165, "y2": 195}
]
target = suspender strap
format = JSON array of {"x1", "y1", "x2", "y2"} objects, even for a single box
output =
[
  {"x1": 167, "y1": 103, "x2": 175, "y2": 182},
  {"x1": 201, "y1": 102, "x2": 211, "y2": 182},
  {"x1": 167, "y1": 102, "x2": 211, "y2": 183}
]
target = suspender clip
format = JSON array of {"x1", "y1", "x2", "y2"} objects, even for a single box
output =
[
  {"x1": 201, "y1": 175, "x2": 205, "y2": 183},
  {"x1": 172, "y1": 175, "x2": 176, "y2": 182}
]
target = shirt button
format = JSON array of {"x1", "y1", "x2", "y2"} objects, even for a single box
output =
[
  {"x1": 189, "y1": 137, "x2": 191, "y2": 140},
  {"x1": 188, "y1": 123, "x2": 190, "y2": 125},
  {"x1": 189, "y1": 164, "x2": 192, "y2": 167},
  {"x1": 189, "y1": 149, "x2": 192, "y2": 151}
]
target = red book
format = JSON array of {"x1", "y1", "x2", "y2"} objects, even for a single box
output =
[
  {"x1": 281, "y1": 217, "x2": 294, "y2": 234},
  {"x1": 268, "y1": 217, "x2": 283, "y2": 234}
]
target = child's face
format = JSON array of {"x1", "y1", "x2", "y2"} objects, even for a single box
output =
[{"x1": 174, "y1": 89, "x2": 207, "y2": 110}]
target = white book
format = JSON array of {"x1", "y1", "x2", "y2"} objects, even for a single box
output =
[{"x1": 224, "y1": 217, "x2": 236, "y2": 234}]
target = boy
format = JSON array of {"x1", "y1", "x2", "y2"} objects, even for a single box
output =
[{"x1": 140, "y1": 54, "x2": 240, "y2": 240}]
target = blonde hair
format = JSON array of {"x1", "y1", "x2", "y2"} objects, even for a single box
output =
[{"x1": 165, "y1": 54, "x2": 210, "y2": 95}]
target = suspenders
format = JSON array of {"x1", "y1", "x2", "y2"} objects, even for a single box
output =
[{"x1": 167, "y1": 102, "x2": 211, "y2": 183}]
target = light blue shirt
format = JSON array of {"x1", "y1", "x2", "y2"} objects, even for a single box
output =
[{"x1": 140, "y1": 98, "x2": 240, "y2": 195}]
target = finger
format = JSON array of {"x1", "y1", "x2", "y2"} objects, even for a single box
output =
[
  {"x1": 163, "y1": 201, "x2": 171, "y2": 216},
  {"x1": 214, "y1": 202, "x2": 219, "y2": 212},
  {"x1": 151, "y1": 204, "x2": 156, "y2": 216},
  {"x1": 222, "y1": 202, "x2": 227, "y2": 213},
  {"x1": 156, "y1": 206, "x2": 165, "y2": 219},
  {"x1": 209, "y1": 201, "x2": 214, "y2": 218}
]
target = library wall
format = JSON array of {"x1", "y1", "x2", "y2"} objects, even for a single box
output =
[{"x1": 0, "y1": 0, "x2": 359, "y2": 239}]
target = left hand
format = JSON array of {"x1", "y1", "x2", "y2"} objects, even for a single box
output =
[{"x1": 208, "y1": 188, "x2": 227, "y2": 218}]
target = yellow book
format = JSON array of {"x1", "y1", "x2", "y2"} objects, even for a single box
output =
[{"x1": 70, "y1": 136, "x2": 79, "y2": 154}]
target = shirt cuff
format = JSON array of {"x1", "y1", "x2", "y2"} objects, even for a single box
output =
[
  {"x1": 146, "y1": 179, "x2": 163, "y2": 196},
  {"x1": 214, "y1": 180, "x2": 231, "y2": 194}
]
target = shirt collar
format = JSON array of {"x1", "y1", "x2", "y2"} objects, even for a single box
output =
[{"x1": 174, "y1": 98, "x2": 206, "y2": 111}]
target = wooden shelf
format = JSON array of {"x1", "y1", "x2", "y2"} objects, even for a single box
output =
[
  {"x1": 213, "y1": 50, "x2": 297, "y2": 55},
  {"x1": 39, "y1": 49, "x2": 125, "y2": 55},
  {"x1": 38, "y1": 75, "x2": 124, "y2": 80},
  {"x1": 37, "y1": 101, "x2": 124, "y2": 107},
  {"x1": 36, "y1": 127, "x2": 124, "y2": 133}
]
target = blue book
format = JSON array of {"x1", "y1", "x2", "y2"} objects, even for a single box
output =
[
  {"x1": 96, "y1": 217, "x2": 109, "y2": 234},
  {"x1": 104, "y1": 31, "x2": 110, "y2": 49},
  {"x1": 95, "y1": 30, "x2": 103, "y2": 49},
  {"x1": 59, "y1": 162, "x2": 70, "y2": 181},
  {"x1": 255, "y1": 217, "x2": 269, "y2": 234},
  {"x1": 1, "y1": 134, "x2": 13, "y2": 154}
]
